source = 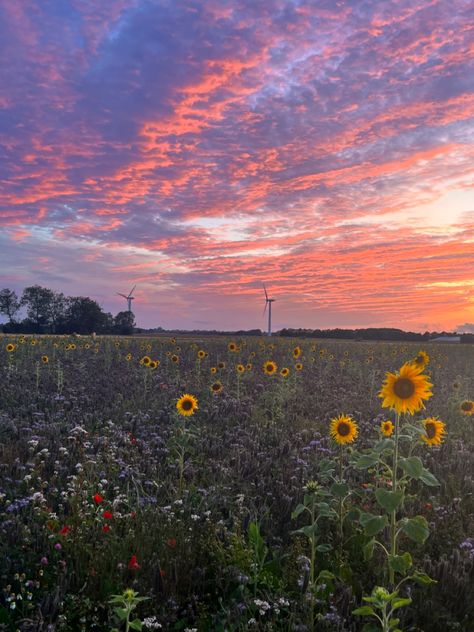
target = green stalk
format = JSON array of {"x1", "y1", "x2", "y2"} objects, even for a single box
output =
[{"x1": 389, "y1": 413, "x2": 400, "y2": 586}]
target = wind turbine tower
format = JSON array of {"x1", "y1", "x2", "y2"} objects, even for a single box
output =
[
  {"x1": 263, "y1": 284, "x2": 276, "y2": 336},
  {"x1": 117, "y1": 285, "x2": 136, "y2": 313}
]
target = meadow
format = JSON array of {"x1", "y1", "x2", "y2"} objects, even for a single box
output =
[{"x1": 0, "y1": 335, "x2": 473, "y2": 632}]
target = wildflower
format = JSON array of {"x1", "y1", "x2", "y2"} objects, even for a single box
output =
[
  {"x1": 40, "y1": 557, "x2": 48, "y2": 566},
  {"x1": 166, "y1": 538, "x2": 177, "y2": 547},
  {"x1": 330, "y1": 414, "x2": 358, "y2": 445},
  {"x1": 93, "y1": 493, "x2": 104, "y2": 504},
  {"x1": 295, "y1": 362, "x2": 303, "y2": 371},
  {"x1": 228, "y1": 342, "x2": 238, "y2": 352},
  {"x1": 103, "y1": 510, "x2": 113, "y2": 520},
  {"x1": 197, "y1": 349, "x2": 206, "y2": 359},
  {"x1": 412, "y1": 350, "x2": 430, "y2": 367},
  {"x1": 59, "y1": 525, "x2": 71, "y2": 536},
  {"x1": 41, "y1": 355, "x2": 49, "y2": 364},
  {"x1": 236, "y1": 363, "x2": 245, "y2": 374},
  {"x1": 128, "y1": 555, "x2": 140, "y2": 570},
  {"x1": 176, "y1": 394, "x2": 198, "y2": 416},
  {"x1": 421, "y1": 417, "x2": 446, "y2": 446},
  {"x1": 103, "y1": 524, "x2": 111, "y2": 533},
  {"x1": 379, "y1": 362, "x2": 433, "y2": 415},
  {"x1": 171, "y1": 354, "x2": 179, "y2": 363}
]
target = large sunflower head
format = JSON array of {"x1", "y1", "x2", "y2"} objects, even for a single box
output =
[
  {"x1": 293, "y1": 346, "x2": 302, "y2": 359},
  {"x1": 263, "y1": 360, "x2": 277, "y2": 375},
  {"x1": 460, "y1": 400, "x2": 474, "y2": 415},
  {"x1": 380, "y1": 420, "x2": 394, "y2": 437},
  {"x1": 421, "y1": 417, "x2": 446, "y2": 446},
  {"x1": 176, "y1": 394, "x2": 199, "y2": 416},
  {"x1": 171, "y1": 354, "x2": 179, "y2": 363},
  {"x1": 330, "y1": 414, "x2": 358, "y2": 445},
  {"x1": 379, "y1": 362, "x2": 433, "y2": 415},
  {"x1": 210, "y1": 381, "x2": 223, "y2": 394}
]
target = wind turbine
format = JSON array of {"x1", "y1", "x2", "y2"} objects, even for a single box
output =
[
  {"x1": 263, "y1": 284, "x2": 275, "y2": 336},
  {"x1": 117, "y1": 285, "x2": 136, "y2": 313}
]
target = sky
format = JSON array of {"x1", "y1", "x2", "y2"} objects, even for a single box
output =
[{"x1": 0, "y1": 0, "x2": 473, "y2": 332}]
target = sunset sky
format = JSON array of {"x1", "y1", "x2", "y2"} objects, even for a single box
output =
[{"x1": 1, "y1": 0, "x2": 473, "y2": 331}]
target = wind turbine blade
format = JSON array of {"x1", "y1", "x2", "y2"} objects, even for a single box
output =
[
  {"x1": 129, "y1": 285, "x2": 136, "y2": 296},
  {"x1": 263, "y1": 283, "x2": 268, "y2": 300},
  {"x1": 263, "y1": 300, "x2": 268, "y2": 316},
  {"x1": 117, "y1": 293, "x2": 128, "y2": 298}
]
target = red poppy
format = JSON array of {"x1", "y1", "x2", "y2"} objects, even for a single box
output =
[
  {"x1": 103, "y1": 510, "x2": 113, "y2": 520},
  {"x1": 102, "y1": 524, "x2": 111, "y2": 533},
  {"x1": 128, "y1": 555, "x2": 140, "y2": 570},
  {"x1": 128, "y1": 433, "x2": 137, "y2": 445},
  {"x1": 59, "y1": 525, "x2": 71, "y2": 536},
  {"x1": 166, "y1": 538, "x2": 177, "y2": 548},
  {"x1": 93, "y1": 493, "x2": 103, "y2": 504},
  {"x1": 425, "y1": 502, "x2": 433, "y2": 510}
]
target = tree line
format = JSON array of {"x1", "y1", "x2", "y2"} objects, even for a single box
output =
[{"x1": 0, "y1": 286, "x2": 135, "y2": 335}]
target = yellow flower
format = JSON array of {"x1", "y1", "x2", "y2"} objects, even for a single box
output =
[
  {"x1": 228, "y1": 342, "x2": 238, "y2": 352},
  {"x1": 379, "y1": 362, "x2": 433, "y2": 415},
  {"x1": 171, "y1": 354, "x2": 179, "y2": 363},
  {"x1": 293, "y1": 346, "x2": 302, "y2": 359},
  {"x1": 380, "y1": 420, "x2": 394, "y2": 437},
  {"x1": 141, "y1": 355, "x2": 151, "y2": 366},
  {"x1": 210, "y1": 381, "x2": 223, "y2": 394},
  {"x1": 246, "y1": 363, "x2": 253, "y2": 371},
  {"x1": 210, "y1": 367, "x2": 217, "y2": 374},
  {"x1": 41, "y1": 355, "x2": 49, "y2": 364},
  {"x1": 236, "y1": 364, "x2": 245, "y2": 374},
  {"x1": 412, "y1": 350, "x2": 430, "y2": 368},
  {"x1": 125, "y1": 353, "x2": 132, "y2": 361},
  {"x1": 197, "y1": 350, "x2": 206, "y2": 359},
  {"x1": 218, "y1": 361, "x2": 226, "y2": 369},
  {"x1": 460, "y1": 400, "x2": 474, "y2": 415},
  {"x1": 176, "y1": 394, "x2": 199, "y2": 416},
  {"x1": 263, "y1": 360, "x2": 277, "y2": 375},
  {"x1": 295, "y1": 362, "x2": 303, "y2": 371},
  {"x1": 330, "y1": 414, "x2": 358, "y2": 445},
  {"x1": 6, "y1": 343, "x2": 15, "y2": 352},
  {"x1": 421, "y1": 417, "x2": 446, "y2": 446},
  {"x1": 280, "y1": 367, "x2": 290, "y2": 377}
]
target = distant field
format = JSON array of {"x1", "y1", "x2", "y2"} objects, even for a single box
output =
[{"x1": 1, "y1": 335, "x2": 473, "y2": 631}]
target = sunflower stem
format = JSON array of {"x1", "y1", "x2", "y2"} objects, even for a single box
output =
[
  {"x1": 389, "y1": 413, "x2": 400, "y2": 586},
  {"x1": 338, "y1": 444, "x2": 344, "y2": 565}
]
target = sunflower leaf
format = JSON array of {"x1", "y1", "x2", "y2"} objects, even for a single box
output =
[
  {"x1": 353, "y1": 606, "x2": 376, "y2": 616},
  {"x1": 391, "y1": 598, "x2": 412, "y2": 611},
  {"x1": 375, "y1": 489, "x2": 404, "y2": 512},
  {"x1": 355, "y1": 453, "x2": 380, "y2": 469},
  {"x1": 373, "y1": 438, "x2": 395, "y2": 453},
  {"x1": 399, "y1": 457, "x2": 423, "y2": 479},
  {"x1": 360, "y1": 512, "x2": 388, "y2": 536},
  {"x1": 363, "y1": 538, "x2": 375, "y2": 561},
  {"x1": 330, "y1": 482, "x2": 349, "y2": 498},
  {"x1": 418, "y1": 468, "x2": 439, "y2": 486},
  {"x1": 411, "y1": 571, "x2": 437, "y2": 585},
  {"x1": 401, "y1": 516, "x2": 429, "y2": 543},
  {"x1": 388, "y1": 552, "x2": 412, "y2": 574}
]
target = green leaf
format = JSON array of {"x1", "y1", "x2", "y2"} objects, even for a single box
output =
[
  {"x1": 316, "y1": 543, "x2": 332, "y2": 553},
  {"x1": 401, "y1": 516, "x2": 429, "y2": 544},
  {"x1": 391, "y1": 598, "x2": 412, "y2": 611},
  {"x1": 360, "y1": 512, "x2": 388, "y2": 537},
  {"x1": 292, "y1": 524, "x2": 318, "y2": 538},
  {"x1": 291, "y1": 503, "x2": 307, "y2": 519},
  {"x1": 316, "y1": 570, "x2": 335, "y2": 583},
  {"x1": 419, "y1": 468, "x2": 439, "y2": 486},
  {"x1": 363, "y1": 538, "x2": 375, "y2": 561},
  {"x1": 129, "y1": 619, "x2": 143, "y2": 631},
  {"x1": 355, "y1": 453, "x2": 380, "y2": 469},
  {"x1": 353, "y1": 606, "x2": 376, "y2": 616},
  {"x1": 115, "y1": 608, "x2": 129, "y2": 620},
  {"x1": 411, "y1": 571, "x2": 437, "y2": 586},
  {"x1": 388, "y1": 619, "x2": 400, "y2": 628},
  {"x1": 373, "y1": 438, "x2": 395, "y2": 453},
  {"x1": 375, "y1": 489, "x2": 404, "y2": 513},
  {"x1": 388, "y1": 552, "x2": 412, "y2": 574},
  {"x1": 399, "y1": 457, "x2": 423, "y2": 479},
  {"x1": 331, "y1": 482, "x2": 349, "y2": 498}
]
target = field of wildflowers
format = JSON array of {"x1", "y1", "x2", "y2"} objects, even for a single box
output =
[{"x1": 0, "y1": 335, "x2": 473, "y2": 631}]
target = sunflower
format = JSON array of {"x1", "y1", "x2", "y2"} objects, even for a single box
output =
[
  {"x1": 380, "y1": 420, "x2": 394, "y2": 437},
  {"x1": 210, "y1": 381, "x2": 223, "y2": 394},
  {"x1": 125, "y1": 353, "x2": 132, "y2": 361},
  {"x1": 412, "y1": 350, "x2": 430, "y2": 368},
  {"x1": 421, "y1": 417, "x2": 446, "y2": 446},
  {"x1": 330, "y1": 414, "x2": 358, "y2": 445},
  {"x1": 293, "y1": 346, "x2": 302, "y2": 359},
  {"x1": 280, "y1": 367, "x2": 290, "y2": 377},
  {"x1": 460, "y1": 400, "x2": 474, "y2": 415},
  {"x1": 228, "y1": 342, "x2": 238, "y2": 352},
  {"x1": 141, "y1": 355, "x2": 151, "y2": 366},
  {"x1": 379, "y1": 362, "x2": 433, "y2": 415},
  {"x1": 246, "y1": 363, "x2": 253, "y2": 371},
  {"x1": 236, "y1": 364, "x2": 245, "y2": 374},
  {"x1": 84, "y1": 343, "x2": 91, "y2": 349},
  {"x1": 31, "y1": 339, "x2": 38, "y2": 346},
  {"x1": 41, "y1": 355, "x2": 49, "y2": 364},
  {"x1": 218, "y1": 361, "x2": 226, "y2": 369},
  {"x1": 295, "y1": 362, "x2": 303, "y2": 371},
  {"x1": 6, "y1": 343, "x2": 15, "y2": 352},
  {"x1": 171, "y1": 354, "x2": 179, "y2": 363},
  {"x1": 263, "y1": 360, "x2": 277, "y2": 375},
  {"x1": 210, "y1": 367, "x2": 217, "y2": 374},
  {"x1": 176, "y1": 394, "x2": 199, "y2": 416},
  {"x1": 197, "y1": 350, "x2": 206, "y2": 359}
]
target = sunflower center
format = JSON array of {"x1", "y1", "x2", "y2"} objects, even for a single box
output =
[
  {"x1": 393, "y1": 377, "x2": 415, "y2": 399},
  {"x1": 425, "y1": 423, "x2": 436, "y2": 439},
  {"x1": 337, "y1": 422, "x2": 351, "y2": 436},
  {"x1": 181, "y1": 399, "x2": 193, "y2": 411},
  {"x1": 461, "y1": 401, "x2": 472, "y2": 411}
]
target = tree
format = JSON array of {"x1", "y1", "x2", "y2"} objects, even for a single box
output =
[
  {"x1": 64, "y1": 297, "x2": 109, "y2": 334},
  {"x1": 114, "y1": 311, "x2": 136, "y2": 335},
  {"x1": 0, "y1": 289, "x2": 21, "y2": 324},
  {"x1": 21, "y1": 285, "x2": 55, "y2": 332},
  {"x1": 48, "y1": 292, "x2": 67, "y2": 333}
]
